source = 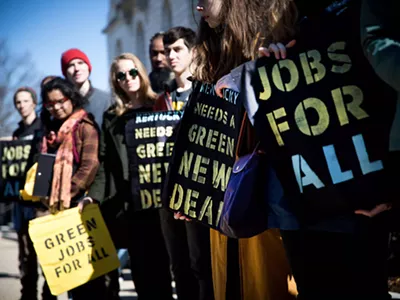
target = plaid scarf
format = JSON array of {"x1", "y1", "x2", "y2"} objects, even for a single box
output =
[{"x1": 41, "y1": 109, "x2": 87, "y2": 212}]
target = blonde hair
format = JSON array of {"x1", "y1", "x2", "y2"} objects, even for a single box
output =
[{"x1": 110, "y1": 53, "x2": 157, "y2": 116}]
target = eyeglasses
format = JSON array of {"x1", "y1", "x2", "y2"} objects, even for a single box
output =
[
  {"x1": 116, "y1": 68, "x2": 139, "y2": 81},
  {"x1": 44, "y1": 97, "x2": 69, "y2": 111}
]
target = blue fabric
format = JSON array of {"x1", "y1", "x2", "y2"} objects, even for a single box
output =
[
  {"x1": 218, "y1": 152, "x2": 270, "y2": 238},
  {"x1": 12, "y1": 202, "x2": 36, "y2": 232},
  {"x1": 219, "y1": 152, "x2": 300, "y2": 237},
  {"x1": 117, "y1": 248, "x2": 129, "y2": 274}
]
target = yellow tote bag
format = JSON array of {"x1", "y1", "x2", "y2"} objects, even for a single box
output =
[
  {"x1": 19, "y1": 162, "x2": 41, "y2": 202},
  {"x1": 28, "y1": 204, "x2": 120, "y2": 295}
]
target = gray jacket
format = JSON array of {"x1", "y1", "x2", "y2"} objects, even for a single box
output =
[{"x1": 84, "y1": 87, "x2": 113, "y2": 127}]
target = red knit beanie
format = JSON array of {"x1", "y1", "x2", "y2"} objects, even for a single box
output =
[{"x1": 61, "y1": 48, "x2": 92, "y2": 76}]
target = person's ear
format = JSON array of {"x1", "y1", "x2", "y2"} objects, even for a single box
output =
[{"x1": 190, "y1": 47, "x2": 197, "y2": 60}]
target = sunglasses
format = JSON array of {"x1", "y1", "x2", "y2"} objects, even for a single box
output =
[
  {"x1": 116, "y1": 68, "x2": 139, "y2": 81},
  {"x1": 44, "y1": 96, "x2": 69, "y2": 111}
]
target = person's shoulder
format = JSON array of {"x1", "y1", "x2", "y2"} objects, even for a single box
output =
[
  {"x1": 91, "y1": 87, "x2": 111, "y2": 99},
  {"x1": 154, "y1": 92, "x2": 169, "y2": 111},
  {"x1": 101, "y1": 104, "x2": 118, "y2": 121},
  {"x1": 31, "y1": 117, "x2": 43, "y2": 130},
  {"x1": 155, "y1": 92, "x2": 165, "y2": 103},
  {"x1": 81, "y1": 113, "x2": 97, "y2": 128},
  {"x1": 12, "y1": 121, "x2": 24, "y2": 139},
  {"x1": 92, "y1": 87, "x2": 109, "y2": 95},
  {"x1": 12, "y1": 128, "x2": 20, "y2": 139},
  {"x1": 78, "y1": 115, "x2": 100, "y2": 139},
  {"x1": 91, "y1": 87, "x2": 113, "y2": 107}
]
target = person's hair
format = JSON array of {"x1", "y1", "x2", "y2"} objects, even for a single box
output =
[
  {"x1": 13, "y1": 87, "x2": 37, "y2": 107},
  {"x1": 40, "y1": 77, "x2": 87, "y2": 129},
  {"x1": 163, "y1": 26, "x2": 196, "y2": 50},
  {"x1": 149, "y1": 31, "x2": 165, "y2": 54},
  {"x1": 40, "y1": 75, "x2": 57, "y2": 88},
  {"x1": 193, "y1": 0, "x2": 297, "y2": 83},
  {"x1": 110, "y1": 53, "x2": 157, "y2": 116}
]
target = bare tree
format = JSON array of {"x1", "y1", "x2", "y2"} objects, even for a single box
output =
[{"x1": 0, "y1": 39, "x2": 40, "y2": 138}]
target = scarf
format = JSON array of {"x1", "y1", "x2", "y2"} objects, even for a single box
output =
[{"x1": 41, "y1": 109, "x2": 87, "y2": 212}]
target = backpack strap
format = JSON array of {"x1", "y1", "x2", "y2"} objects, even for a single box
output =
[{"x1": 235, "y1": 111, "x2": 258, "y2": 159}]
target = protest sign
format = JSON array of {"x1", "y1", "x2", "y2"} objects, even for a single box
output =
[
  {"x1": 163, "y1": 83, "x2": 242, "y2": 228},
  {"x1": 29, "y1": 204, "x2": 119, "y2": 295},
  {"x1": 238, "y1": 3, "x2": 396, "y2": 217},
  {"x1": 125, "y1": 110, "x2": 182, "y2": 211},
  {"x1": 0, "y1": 140, "x2": 32, "y2": 201}
]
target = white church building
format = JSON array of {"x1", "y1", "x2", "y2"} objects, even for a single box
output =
[{"x1": 103, "y1": 0, "x2": 199, "y2": 73}]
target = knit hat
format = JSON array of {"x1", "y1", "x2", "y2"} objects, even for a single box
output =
[{"x1": 61, "y1": 48, "x2": 92, "y2": 76}]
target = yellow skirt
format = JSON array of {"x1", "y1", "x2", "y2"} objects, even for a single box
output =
[{"x1": 211, "y1": 229, "x2": 297, "y2": 300}]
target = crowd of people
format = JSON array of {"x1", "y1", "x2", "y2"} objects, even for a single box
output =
[{"x1": 7, "y1": 0, "x2": 400, "y2": 299}]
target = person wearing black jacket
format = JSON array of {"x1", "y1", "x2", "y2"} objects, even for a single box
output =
[
  {"x1": 12, "y1": 87, "x2": 55, "y2": 300},
  {"x1": 226, "y1": 0, "x2": 397, "y2": 299},
  {"x1": 86, "y1": 52, "x2": 173, "y2": 300}
]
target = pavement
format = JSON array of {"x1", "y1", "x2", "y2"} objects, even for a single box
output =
[
  {"x1": 0, "y1": 226, "x2": 173, "y2": 300},
  {"x1": 1, "y1": 225, "x2": 400, "y2": 300}
]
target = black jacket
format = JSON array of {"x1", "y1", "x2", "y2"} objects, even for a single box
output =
[
  {"x1": 87, "y1": 106, "x2": 152, "y2": 246},
  {"x1": 12, "y1": 117, "x2": 45, "y2": 224},
  {"x1": 13, "y1": 117, "x2": 43, "y2": 141}
]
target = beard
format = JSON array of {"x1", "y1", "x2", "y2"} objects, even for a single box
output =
[{"x1": 149, "y1": 68, "x2": 175, "y2": 94}]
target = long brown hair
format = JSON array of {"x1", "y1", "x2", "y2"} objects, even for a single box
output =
[
  {"x1": 110, "y1": 53, "x2": 157, "y2": 116},
  {"x1": 193, "y1": 0, "x2": 297, "y2": 83}
]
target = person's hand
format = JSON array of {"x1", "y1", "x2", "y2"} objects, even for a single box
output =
[
  {"x1": 287, "y1": 275, "x2": 298, "y2": 297},
  {"x1": 215, "y1": 40, "x2": 297, "y2": 98},
  {"x1": 258, "y1": 40, "x2": 296, "y2": 59},
  {"x1": 174, "y1": 212, "x2": 192, "y2": 222},
  {"x1": 354, "y1": 203, "x2": 392, "y2": 218},
  {"x1": 78, "y1": 197, "x2": 94, "y2": 213},
  {"x1": 215, "y1": 73, "x2": 239, "y2": 98}
]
